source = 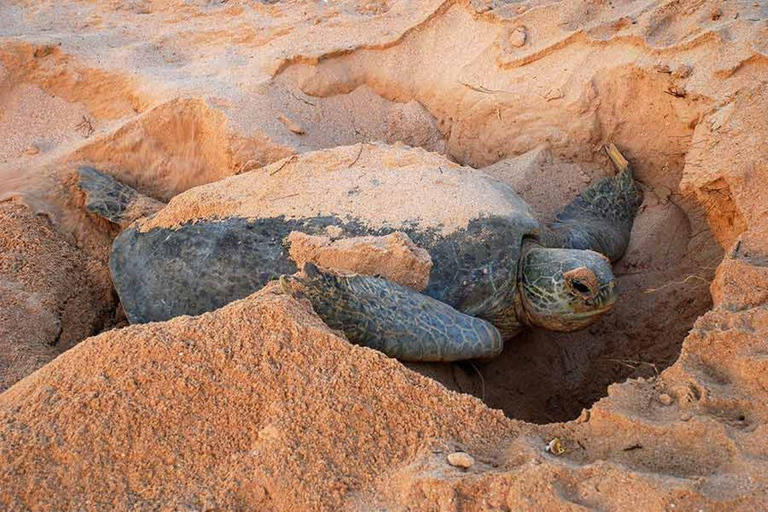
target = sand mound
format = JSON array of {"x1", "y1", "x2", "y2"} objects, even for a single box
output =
[
  {"x1": 0, "y1": 199, "x2": 114, "y2": 392},
  {"x1": 2, "y1": 287, "x2": 766, "y2": 509},
  {"x1": 0, "y1": 289, "x2": 511, "y2": 510}
]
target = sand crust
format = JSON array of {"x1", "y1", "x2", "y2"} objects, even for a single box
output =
[
  {"x1": 287, "y1": 230, "x2": 433, "y2": 291},
  {"x1": 137, "y1": 143, "x2": 529, "y2": 235}
]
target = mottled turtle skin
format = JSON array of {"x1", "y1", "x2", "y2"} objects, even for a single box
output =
[
  {"x1": 544, "y1": 147, "x2": 641, "y2": 262},
  {"x1": 78, "y1": 167, "x2": 142, "y2": 224},
  {"x1": 76, "y1": 144, "x2": 641, "y2": 362}
]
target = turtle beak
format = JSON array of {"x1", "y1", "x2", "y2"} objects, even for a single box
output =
[
  {"x1": 582, "y1": 280, "x2": 616, "y2": 312},
  {"x1": 595, "y1": 282, "x2": 617, "y2": 310}
]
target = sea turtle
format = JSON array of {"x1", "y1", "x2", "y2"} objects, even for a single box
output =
[{"x1": 76, "y1": 143, "x2": 641, "y2": 362}]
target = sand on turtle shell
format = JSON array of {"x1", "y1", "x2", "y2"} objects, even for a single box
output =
[
  {"x1": 287, "y1": 230, "x2": 433, "y2": 291},
  {"x1": 137, "y1": 143, "x2": 531, "y2": 236}
]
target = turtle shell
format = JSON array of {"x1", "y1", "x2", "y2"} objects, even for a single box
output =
[{"x1": 111, "y1": 144, "x2": 540, "y2": 330}]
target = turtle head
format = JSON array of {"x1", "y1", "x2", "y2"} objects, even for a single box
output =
[{"x1": 517, "y1": 246, "x2": 616, "y2": 332}]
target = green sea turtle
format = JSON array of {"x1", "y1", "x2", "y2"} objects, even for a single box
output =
[{"x1": 76, "y1": 143, "x2": 641, "y2": 362}]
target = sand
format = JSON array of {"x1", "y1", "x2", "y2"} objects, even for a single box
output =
[
  {"x1": 1, "y1": 285, "x2": 766, "y2": 509},
  {"x1": 1, "y1": 0, "x2": 768, "y2": 508},
  {"x1": 287, "y1": 231, "x2": 433, "y2": 291},
  {"x1": 0, "y1": 198, "x2": 115, "y2": 392},
  {"x1": 135, "y1": 143, "x2": 517, "y2": 235}
]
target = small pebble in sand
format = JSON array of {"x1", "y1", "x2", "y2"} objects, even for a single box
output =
[
  {"x1": 546, "y1": 438, "x2": 566, "y2": 455},
  {"x1": 509, "y1": 26, "x2": 527, "y2": 47},
  {"x1": 710, "y1": 7, "x2": 722, "y2": 20},
  {"x1": 516, "y1": 5, "x2": 526, "y2": 13},
  {"x1": 658, "y1": 393, "x2": 674, "y2": 406},
  {"x1": 447, "y1": 451, "x2": 474, "y2": 469},
  {"x1": 680, "y1": 412, "x2": 693, "y2": 421},
  {"x1": 24, "y1": 145, "x2": 40, "y2": 155}
]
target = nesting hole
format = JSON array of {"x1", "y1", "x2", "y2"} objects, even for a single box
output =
[{"x1": 268, "y1": 63, "x2": 724, "y2": 423}]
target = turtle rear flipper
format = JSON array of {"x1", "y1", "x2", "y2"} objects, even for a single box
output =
[
  {"x1": 544, "y1": 144, "x2": 643, "y2": 262},
  {"x1": 76, "y1": 166, "x2": 164, "y2": 227},
  {"x1": 282, "y1": 263, "x2": 503, "y2": 362}
]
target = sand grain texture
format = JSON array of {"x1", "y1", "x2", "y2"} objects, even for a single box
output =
[
  {"x1": 287, "y1": 231, "x2": 433, "y2": 291},
  {"x1": 0, "y1": 290, "x2": 513, "y2": 510},
  {"x1": 0, "y1": 199, "x2": 114, "y2": 392}
]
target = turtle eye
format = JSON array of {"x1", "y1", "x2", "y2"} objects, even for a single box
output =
[
  {"x1": 564, "y1": 267, "x2": 598, "y2": 299},
  {"x1": 571, "y1": 279, "x2": 591, "y2": 295}
]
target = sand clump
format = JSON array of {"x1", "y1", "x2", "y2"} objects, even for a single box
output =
[{"x1": 287, "y1": 231, "x2": 433, "y2": 291}]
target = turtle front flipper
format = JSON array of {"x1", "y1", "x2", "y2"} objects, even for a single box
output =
[
  {"x1": 76, "y1": 166, "x2": 164, "y2": 228},
  {"x1": 281, "y1": 264, "x2": 503, "y2": 362},
  {"x1": 542, "y1": 144, "x2": 642, "y2": 262}
]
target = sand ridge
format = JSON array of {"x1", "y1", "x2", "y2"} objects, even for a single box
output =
[{"x1": 0, "y1": 289, "x2": 515, "y2": 510}]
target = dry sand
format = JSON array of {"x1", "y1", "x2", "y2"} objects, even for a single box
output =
[
  {"x1": 1, "y1": 0, "x2": 768, "y2": 508},
  {"x1": 287, "y1": 231, "x2": 433, "y2": 291},
  {"x1": 136, "y1": 142, "x2": 515, "y2": 235},
  {"x1": 0, "y1": 198, "x2": 114, "y2": 392}
]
